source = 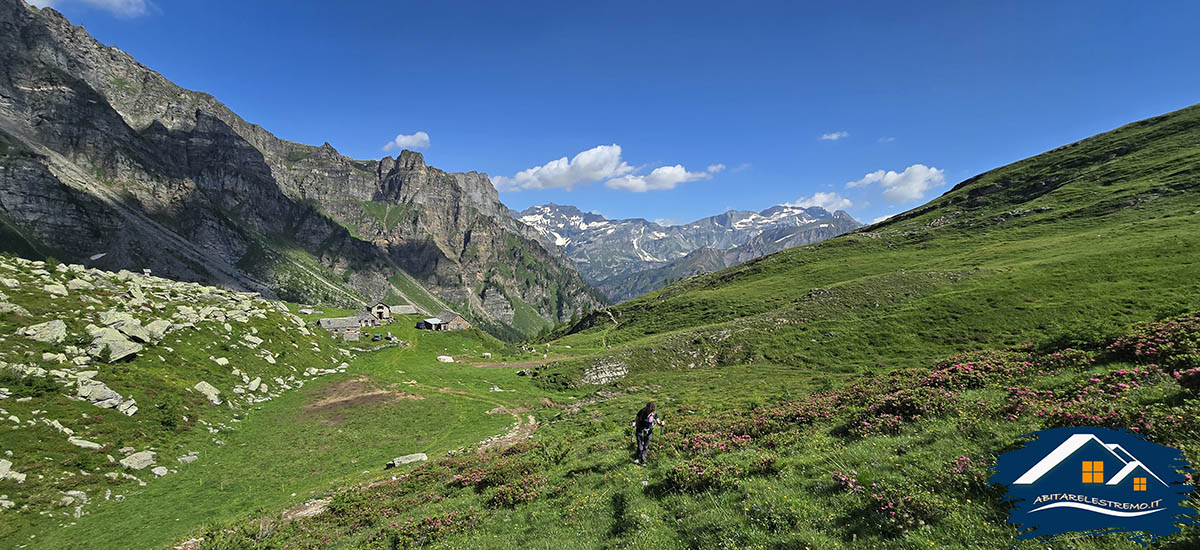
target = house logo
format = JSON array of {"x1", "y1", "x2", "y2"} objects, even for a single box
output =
[{"x1": 990, "y1": 427, "x2": 1196, "y2": 542}]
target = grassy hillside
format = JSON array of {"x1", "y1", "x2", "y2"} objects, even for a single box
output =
[
  {"x1": 174, "y1": 104, "x2": 1199, "y2": 548},
  {"x1": 540, "y1": 102, "x2": 1200, "y2": 383}
]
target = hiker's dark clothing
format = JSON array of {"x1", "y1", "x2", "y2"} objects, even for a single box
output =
[{"x1": 633, "y1": 412, "x2": 656, "y2": 463}]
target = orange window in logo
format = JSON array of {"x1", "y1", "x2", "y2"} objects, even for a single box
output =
[
  {"x1": 1134, "y1": 477, "x2": 1147, "y2": 491},
  {"x1": 1082, "y1": 461, "x2": 1104, "y2": 483}
]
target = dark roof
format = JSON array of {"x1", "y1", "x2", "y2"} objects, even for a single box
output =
[
  {"x1": 437, "y1": 310, "x2": 462, "y2": 322},
  {"x1": 317, "y1": 317, "x2": 358, "y2": 329}
]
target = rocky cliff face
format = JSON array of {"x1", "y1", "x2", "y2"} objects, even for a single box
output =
[
  {"x1": 0, "y1": 0, "x2": 601, "y2": 338},
  {"x1": 517, "y1": 203, "x2": 861, "y2": 301}
]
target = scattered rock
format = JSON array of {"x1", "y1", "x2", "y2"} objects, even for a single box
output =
[
  {"x1": 67, "y1": 279, "x2": 94, "y2": 291},
  {"x1": 248, "y1": 377, "x2": 261, "y2": 392},
  {"x1": 151, "y1": 466, "x2": 169, "y2": 477},
  {"x1": 77, "y1": 379, "x2": 123, "y2": 409},
  {"x1": 194, "y1": 381, "x2": 222, "y2": 405},
  {"x1": 116, "y1": 399, "x2": 138, "y2": 416},
  {"x1": 120, "y1": 451, "x2": 155, "y2": 470},
  {"x1": 43, "y1": 284, "x2": 68, "y2": 297},
  {"x1": 384, "y1": 453, "x2": 427, "y2": 469},
  {"x1": 68, "y1": 437, "x2": 102, "y2": 450},
  {"x1": 20, "y1": 320, "x2": 67, "y2": 344},
  {"x1": 87, "y1": 327, "x2": 143, "y2": 362},
  {"x1": 436, "y1": 355, "x2": 454, "y2": 363}
]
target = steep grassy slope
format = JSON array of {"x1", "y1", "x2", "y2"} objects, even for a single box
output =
[{"x1": 540, "y1": 102, "x2": 1200, "y2": 384}]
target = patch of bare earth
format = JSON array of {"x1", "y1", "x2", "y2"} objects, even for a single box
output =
[{"x1": 300, "y1": 376, "x2": 423, "y2": 425}]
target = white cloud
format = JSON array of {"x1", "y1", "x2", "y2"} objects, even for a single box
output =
[
  {"x1": 653, "y1": 218, "x2": 682, "y2": 227},
  {"x1": 878, "y1": 136, "x2": 896, "y2": 143},
  {"x1": 382, "y1": 131, "x2": 430, "y2": 152},
  {"x1": 731, "y1": 163, "x2": 752, "y2": 173},
  {"x1": 871, "y1": 213, "x2": 897, "y2": 224},
  {"x1": 493, "y1": 144, "x2": 633, "y2": 192},
  {"x1": 845, "y1": 164, "x2": 945, "y2": 203},
  {"x1": 706, "y1": 163, "x2": 726, "y2": 173},
  {"x1": 604, "y1": 164, "x2": 711, "y2": 192},
  {"x1": 820, "y1": 131, "x2": 849, "y2": 141},
  {"x1": 787, "y1": 191, "x2": 852, "y2": 211},
  {"x1": 28, "y1": 0, "x2": 149, "y2": 16}
]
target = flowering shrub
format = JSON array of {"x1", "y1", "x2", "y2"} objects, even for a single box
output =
[
  {"x1": 922, "y1": 350, "x2": 1034, "y2": 389},
  {"x1": 935, "y1": 455, "x2": 992, "y2": 496},
  {"x1": 862, "y1": 480, "x2": 947, "y2": 537},
  {"x1": 1109, "y1": 315, "x2": 1200, "y2": 369},
  {"x1": 380, "y1": 511, "x2": 477, "y2": 548},
  {"x1": 1173, "y1": 367, "x2": 1200, "y2": 392},
  {"x1": 832, "y1": 470, "x2": 863, "y2": 493},
  {"x1": 1036, "y1": 348, "x2": 1096, "y2": 371},
  {"x1": 450, "y1": 456, "x2": 538, "y2": 492},
  {"x1": 853, "y1": 413, "x2": 905, "y2": 436},
  {"x1": 486, "y1": 474, "x2": 547, "y2": 508},
  {"x1": 867, "y1": 386, "x2": 955, "y2": 420}
]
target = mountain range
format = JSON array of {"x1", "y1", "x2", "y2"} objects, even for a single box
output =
[
  {"x1": 0, "y1": 0, "x2": 602, "y2": 340},
  {"x1": 516, "y1": 203, "x2": 861, "y2": 301}
]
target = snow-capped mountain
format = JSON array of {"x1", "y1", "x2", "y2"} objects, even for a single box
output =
[{"x1": 516, "y1": 203, "x2": 861, "y2": 300}]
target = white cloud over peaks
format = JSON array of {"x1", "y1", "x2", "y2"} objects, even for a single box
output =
[
  {"x1": 605, "y1": 164, "x2": 712, "y2": 192},
  {"x1": 382, "y1": 131, "x2": 430, "y2": 152},
  {"x1": 492, "y1": 144, "x2": 633, "y2": 192},
  {"x1": 788, "y1": 192, "x2": 852, "y2": 211},
  {"x1": 846, "y1": 164, "x2": 945, "y2": 203},
  {"x1": 820, "y1": 131, "x2": 849, "y2": 141},
  {"x1": 28, "y1": 0, "x2": 149, "y2": 17}
]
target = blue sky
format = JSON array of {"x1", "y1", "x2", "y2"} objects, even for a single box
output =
[{"x1": 34, "y1": 0, "x2": 1200, "y2": 225}]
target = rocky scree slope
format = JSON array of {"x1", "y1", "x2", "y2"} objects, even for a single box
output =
[
  {"x1": 0, "y1": 254, "x2": 352, "y2": 525},
  {"x1": 0, "y1": 0, "x2": 601, "y2": 338},
  {"x1": 517, "y1": 203, "x2": 860, "y2": 301}
]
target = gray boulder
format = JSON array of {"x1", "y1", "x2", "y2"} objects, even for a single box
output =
[
  {"x1": 20, "y1": 320, "x2": 67, "y2": 344},
  {"x1": 76, "y1": 379, "x2": 123, "y2": 408},
  {"x1": 43, "y1": 284, "x2": 68, "y2": 297},
  {"x1": 88, "y1": 327, "x2": 143, "y2": 362},
  {"x1": 384, "y1": 453, "x2": 428, "y2": 469},
  {"x1": 119, "y1": 451, "x2": 155, "y2": 470},
  {"x1": 194, "y1": 381, "x2": 222, "y2": 405},
  {"x1": 68, "y1": 437, "x2": 102, "y2": 450}
]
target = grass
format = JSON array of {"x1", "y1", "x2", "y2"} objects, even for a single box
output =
[
  {"x1": 387, "y1": 273, "x2": 446, "y2": 317},
  {"x1": 188, "y1": 317, "x2": 1200, "y2": 549},
  {"x1": 360, "y1": 200, "x2": 415, "y2": 232},
  {"x1": 177, "y1": 102, "x2": 1200, "y2": 549}
]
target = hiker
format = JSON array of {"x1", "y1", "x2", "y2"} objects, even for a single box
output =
[{"x1": 632, "y1": 401, "x2": 664, "y2": 465}]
